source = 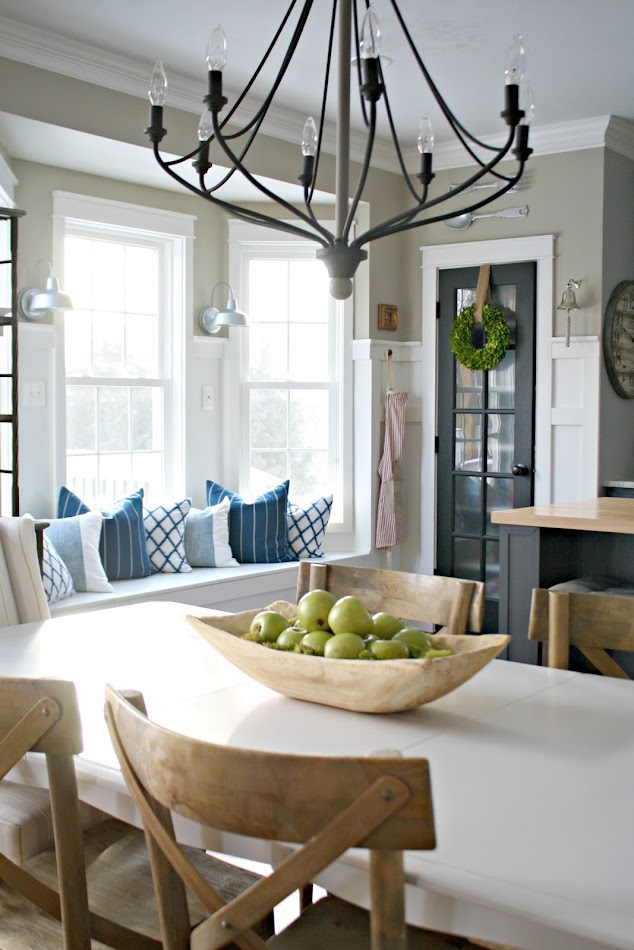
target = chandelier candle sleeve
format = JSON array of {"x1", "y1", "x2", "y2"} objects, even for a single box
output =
[{"x1": 146, "y1": 1, "x2": 533, "y2": 300}]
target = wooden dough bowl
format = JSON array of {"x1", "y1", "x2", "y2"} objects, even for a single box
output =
[{"x1": 188, "y1": 602, "x2": 510, "y2": 714}]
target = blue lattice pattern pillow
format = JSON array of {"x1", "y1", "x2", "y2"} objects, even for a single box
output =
[
  {"x1": 144, "y1": 499, "x2": 192, "y2": 573},
  {"x1": 41, "y1": 534, "x2": 75, "y2": 604},
  {"x1": 287, "y1": 494, "x2": 333, "y2": 558}
]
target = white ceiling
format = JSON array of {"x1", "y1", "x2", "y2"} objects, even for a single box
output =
[{"x1": 0, "y1": 0, "x2": 632, "y2": 190}]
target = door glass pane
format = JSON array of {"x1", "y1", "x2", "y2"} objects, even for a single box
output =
[
  {"x1": 0, "y1": 378, "x2": 11, "y2": 415},
  {"x1": 455, "y1": 413, "x2": 482, "y2": 471},
  {"x1": 454, "y1": 475, "x2": 481, "y2": 534},
  {"x1": 488, "y1": 350, "x2": 515, "y2": 409},
  {"x1": 485, "y1": 540, "x2": 500, "y2": 598},
  {"x1": 487, "y1": 414, "x2": 514, "y2": 473},
  {"x1": 486, "y1": 477, "x2": 514, "y2": 536},
  {"x1": 455, "y1": 362, "x2": 483, "y2": 409},
  {"x1": 490, "y1": 284, "x2": 516, "y2": 312},
  {"x1": 454, "y1": 538, "x2": 481, "y2": 580}
]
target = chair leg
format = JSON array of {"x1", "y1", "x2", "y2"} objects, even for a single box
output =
[{"x1": 299, "y1": 883, "x2": 314, "y2": 911}]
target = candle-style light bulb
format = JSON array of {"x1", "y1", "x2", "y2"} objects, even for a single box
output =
[
  {"x1": 148, "y1": 60, "x2": 168, "y2": 106},
  {"x1": 198, "y1": 108, "x2": 214, "y2": 142},
  {"x1": 206, "y1": 25, "x2": 227, "y2": 71},
  {"x1": 505, "y1": 34, "x2": 526, "y2": 85},
  {"x1": 520, "y1": 79, "x2": 535, "y2": 125},
  {"x1": 417, "y1": 116, "x2": 434, "y2": 154},
  {"x1": 360, "y1": 4, "x2": 381, "y2": 59},
  {"x1": 301, "y1": 116, "x2": 318, "y2": 157}
]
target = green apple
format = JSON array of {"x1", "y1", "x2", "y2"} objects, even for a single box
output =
[
  {"x1": 328, "y1": 596, "x2": 373, "y2": 636},
  {"x1": 370, "y1": 638, "x2": 410, "y2": 660},
  {"x1": 324, "y1": 632, "x2": 365, "y2": 659},
  {"x1": 300, "y1": 630, "x2": 333, "y2": 656},
  {"x1": 371, "y1": 612, "x2": 406, "y2": 639},
  {"x1": 249, "y1": 610, "x2": 289, "y2": 643},
  {"x1": 276, "y1": 627, "x2": 306, "y2": 649},
  {"x1": 393, "y1": 628, "x2": 432, "y2": 654},
  {"x1": 296, "y1": 589, "x2": 337, "y2": 632}
]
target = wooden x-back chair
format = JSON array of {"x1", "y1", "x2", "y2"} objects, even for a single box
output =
[
  {"x1": 296, "y1": 561, "x2": 485, "y2": 635},
  {"x1": 104, "y1": 684, "x2": 485, "y2": 950},
  {"x1": 0, "y1": 678, "x2": 272, "y2": 950},
  {"x1": 528, "y1": 588, "x2": 634, "y2": 677}
]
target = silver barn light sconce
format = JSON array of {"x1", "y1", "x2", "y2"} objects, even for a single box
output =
[
  {"x1": 18, "y1": 259, "x2": 74, "y2": 321},
  {"x1": 556, "y1": 278, "x2": 581, "y2": 347},
  {"x1": 198, "y1": 281, "x2": 248, "y2": 335}
]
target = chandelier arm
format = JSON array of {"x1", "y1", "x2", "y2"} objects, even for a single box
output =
[
  {"x1": 354, "y1": 131, "x2": 519, "y2": 246},
  {"x1": 352, "y1": 0, "x2": 370, "y2": 130},
  {"x1": 218, "y1": 0, "x2": 306, "y2": 139},
  {"x1": 153, "y1": 144, "x2": 327, "y2": 244},
  {"x1": 342, "y1": 100, "x2": 377, "y2": 241},
  {"x1": 307, "y1": 0, "x2": 337, "y2": 206},
  {"x1": 381, "y1": 83, "x2": 425, "y2": 204},
  {"x1": 388, "y1": 0, "x2": 513, "y2": 154},
  {"x1": 210, "y1": 110, "x2": 333, "y2": 242},
  {"x1": 356, "y1": 163, "x2": 525, "y2": 246}
]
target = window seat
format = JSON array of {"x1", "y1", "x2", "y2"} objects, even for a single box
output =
[{"x1": 49, "y1": 552, "x2": 367, "y2": 617}]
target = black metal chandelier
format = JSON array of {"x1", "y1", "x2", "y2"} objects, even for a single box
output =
[{"x1": 146, "y1": 0, "x2": 533, "y2": 299}]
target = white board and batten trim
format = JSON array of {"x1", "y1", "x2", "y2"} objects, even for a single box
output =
[
  {"x1": 549, "y1": 336, "x2": 600, "y2": 502},
  {"x1": 420, "y1": 235, "x2": 555, "y2": 576}
]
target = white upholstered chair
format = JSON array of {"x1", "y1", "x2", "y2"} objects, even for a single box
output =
[
  {"x1": 0, "y1": 515, "x2": 67, "y2": 869},
  {"x1": 0, "y1": 513, "x2": 50, "y2": 625}
]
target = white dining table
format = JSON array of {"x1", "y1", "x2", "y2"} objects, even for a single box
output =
[{"x1": 2, "y1": 600, "x2": 633, "y2": 950}]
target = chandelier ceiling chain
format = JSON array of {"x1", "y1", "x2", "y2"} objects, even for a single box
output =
[{"x1": 146, "y1": 0, "x2": 533, "y2": 299}]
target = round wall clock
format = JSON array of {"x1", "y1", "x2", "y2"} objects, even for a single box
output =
[{"x1": 603, "y1": 280, "x2": 634, "y2": 399}]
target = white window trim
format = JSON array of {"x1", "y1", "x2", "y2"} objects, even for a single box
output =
[
  {"x1": 226, "y1": 219, "x2": 353, "y2": 535},
  {"x1": 52, "y1": 191, "x2": 196, "y2": 499}
]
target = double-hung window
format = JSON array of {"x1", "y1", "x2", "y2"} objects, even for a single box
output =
[
  {"x1": 53, "y1": 193, "x2": 194, "y2": 509},
  {"x1": 227, "y1": 220, "x2": 352, "y2": 534}
]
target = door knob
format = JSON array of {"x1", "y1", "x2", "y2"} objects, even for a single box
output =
[{"x1": 511, "y1": 463, "x2": 529, "y2": 477}]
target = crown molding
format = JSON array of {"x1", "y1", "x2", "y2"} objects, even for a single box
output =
[{"x1": 0, "y1": 16, "x2": 631, "y2": 176}]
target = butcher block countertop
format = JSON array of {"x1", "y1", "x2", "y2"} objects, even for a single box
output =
[{"x1": 490, "y1": 497, "x2": 634, "y2": 534}]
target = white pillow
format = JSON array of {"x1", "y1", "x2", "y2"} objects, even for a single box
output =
[
  {"x1": 287, "y1": 494, "x2": 333, "y2": 558},
  {"x1": 184, "y1": 498, "x2": 238, "y2": 568},
  {"x1": 41, "y1": 535, "x2": 75, "y2": 604},
  {"x1": 144, "y1": 498, "x2": 192, "y2": 573},
  {"x1": 45, "y1": 511, "x2": 112, "y2": 593}
]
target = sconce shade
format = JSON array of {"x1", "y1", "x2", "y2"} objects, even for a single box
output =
[
  {"x1": 199, "y1": 282, "x2": 248, "y2": 334},
  {"x1": 18, "y1": 261, "x2": 74, "y2": 320}
]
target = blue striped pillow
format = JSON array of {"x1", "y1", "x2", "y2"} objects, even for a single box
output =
[
  {"x1": 58, "y1": 486, "x2": 154, "y2": 581},
  {"x1": 206, "y1": 479, "x2": 297, "y2": 564}
]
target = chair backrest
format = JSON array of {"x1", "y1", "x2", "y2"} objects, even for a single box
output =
[
  {"x1": 296, "y1": 561, "x2": 485, "y2": 634},
  {"x1": 105, "y1": 684, "x2": 436, "y2": 950},
  {"x1": 0, "y1": 677, "x2": 91, "y2": 947},
  {"x1": 528, "y1": 588, "x2": 634, "y2": 677},
  {"x1": 0, "y1": 514, "x2": 50, "y2": 625}
]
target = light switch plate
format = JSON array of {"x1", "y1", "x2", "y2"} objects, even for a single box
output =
[{"x1": 24, "y1": 380, "x2": 45, "y2": 408}]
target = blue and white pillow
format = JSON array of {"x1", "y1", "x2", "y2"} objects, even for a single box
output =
[
  {"x1": 144, "y1": 499, "x2": 192, "y2": 573},
  {"x1": 206, "y1": 479, "x2": 296, "y2": 564},
  {"x1": 41, "y1": 534, "x2": 76, "y2": 604},
  {"x1": 184, "y1": 498, "x2": 238, "y2": 568},
  {"x1": 45, "y1": 511, "x2": 112, "y2": 593},
  {"x1": 287, "y1": 494, "x2": 333, "y2": 558},
  {"x1": 58, "y1": 486, "x2": 154, "y2": 581}
]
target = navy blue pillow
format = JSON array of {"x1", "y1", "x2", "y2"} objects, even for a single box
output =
[
  {"x1": 206, "y1": 479, "x2": 297, "y2": 564},
  {"x1": 58, "y1": 486, "x2": 154, "y2": 581}
]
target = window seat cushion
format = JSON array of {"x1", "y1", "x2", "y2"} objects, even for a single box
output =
[
  {"x1": 48, "y1": 553, "x2": 365, "y2": 617},
  {"x1": 549, "y1": 576, "x2": 634, "y2": 596}
]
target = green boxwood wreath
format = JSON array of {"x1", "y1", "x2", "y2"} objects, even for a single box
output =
[{"x1": 450, "y1": 303, "x2": 511, "y2": 371}]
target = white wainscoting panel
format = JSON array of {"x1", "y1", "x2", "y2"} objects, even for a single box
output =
[{"x1": 549, "y1": 336, "x2": 600, "y2": 502}]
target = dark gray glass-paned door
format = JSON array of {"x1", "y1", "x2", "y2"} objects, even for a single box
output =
[{"x1": 437, "y1": 262, "x2": 536, "y2": 634}]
